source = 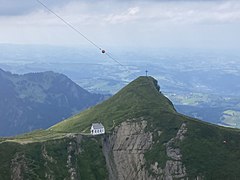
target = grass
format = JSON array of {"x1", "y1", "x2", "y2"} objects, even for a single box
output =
[
  {"x1": 2, "y1": 129, "x2": 68, "y2": 144},
  {"x1": 51, "y1": 76, "x2": 176, "y2": 133},
  {"x1": 0, "y1": 136, "x2": 108, "y2": 180},
  {"x1": 180, "y1": 118, "x2": 240, "y2": 179},
  {"x1": 0, "y1": 139, "x2": 70, "y2": 179},
  {"x1": 144, "y1": 111, "x2": 183, "y2": 169},
  {"x1": 77, "y1": 136, "x2": 108, "y2": 180},
  {"x1": 1, "y1": 76, "x2": 240, "y2": 179},
  {"x1": 144, "y1": 108, "x2": 240, "y2": 179}
]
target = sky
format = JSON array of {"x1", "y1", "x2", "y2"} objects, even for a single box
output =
[{"x1": 0, "y1": 0, "x2": 240, "y2": 50}]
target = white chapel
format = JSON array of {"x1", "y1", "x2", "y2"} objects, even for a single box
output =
[{"x1": 90, "y1": 123, "x2": 105, "y2": 135}]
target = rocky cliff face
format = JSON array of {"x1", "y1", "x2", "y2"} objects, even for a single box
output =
[
  {"x1": 2, "y1": 134, "x2": 107, "y2": 180},
  {"x1": 103, "y1": 119, "x2": 188, "y2": 180},
  {"x1": 9, "y1": 137, "x2": 83, "y2": 180}
]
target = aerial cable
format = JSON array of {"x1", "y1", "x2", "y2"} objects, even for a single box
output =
[
  {"x1": 35, "y1": 0, "x2": 128, "y2": 70},
  {"x1": 35, "y1": 0, "x2": 101, "y2": 51},
  {"x1": 105, "y1": 52, "x2": 125, "y2": 67}
]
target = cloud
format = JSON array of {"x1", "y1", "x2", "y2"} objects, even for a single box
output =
[
  {"x1": 128, "y1": 7, "x2": 140, "y2": 15},
  {"x1": 2, "y1": 0, "x2": 240, "y2": 24},
  {"x1": 105, "y1": 7, "x2": 140, "y2": 24},
  {"x1": 126, "y1": 0, "x2": 240, "y2": 24},
  {"x1": 0, "y1": 0, "x2": 73, "y2": 16},
  {"x1": 0, "y1": 0, "x2": 36, "y2": 16},
  {"x1": 0, "y1": 0, "x2": 240, "y2": 50}
]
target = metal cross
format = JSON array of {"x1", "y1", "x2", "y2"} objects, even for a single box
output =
[{"x1": 145, "y1": 70, "x2": 148, "y2": 76}]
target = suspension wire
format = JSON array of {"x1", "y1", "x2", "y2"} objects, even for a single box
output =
[
  {"x1": 105, "y1": 52, "x2": 125, "y2": 67},
  {"x1": 35, "y1": 0, "x2": 129, "y2": 70},
  {"x1": 35, "y1": 0, "x2": 101, "y2": 51}
]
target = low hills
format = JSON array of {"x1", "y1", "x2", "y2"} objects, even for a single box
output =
[{"x1": 1, "y1": 76, "x2": 240, "y2": 179}]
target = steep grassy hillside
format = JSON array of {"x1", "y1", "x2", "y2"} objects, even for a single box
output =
[
  {"x1": 51, "y1": 76, "x2": 176, "y2": 133},
  {"x1": 1, "y1": 76, "x2": 240, "y2": 179},
  {"x1": 0, "y1": 135, "x2": 107, "y2": 180}
]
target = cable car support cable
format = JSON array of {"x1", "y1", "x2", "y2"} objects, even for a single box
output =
[{"x1": 35, "y1": 0, "x2": 128, "y2": 70}]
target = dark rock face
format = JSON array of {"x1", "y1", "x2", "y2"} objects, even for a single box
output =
[{"x1": 0, "y1": 68, "x2": 105, "y2": 136}]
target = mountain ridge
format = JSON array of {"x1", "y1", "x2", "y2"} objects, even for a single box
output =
[
  {"x1": 1, "y1": 76, "x2": 240, "y2": 179},
  {"x1": 0, "y1": 68, "x2": 106, "y2": 136},
  {"x1": 51, "y1": 76, "x2": 176, "y2": 133}
]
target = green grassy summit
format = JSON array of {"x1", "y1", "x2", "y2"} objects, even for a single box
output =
[{"x1": 51, "y1": 76, "x2": 176, "y2": 133}]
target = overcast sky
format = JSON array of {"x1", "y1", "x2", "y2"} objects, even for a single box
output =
[{"x1": 0, "y1": 0, "x2": 240, "y2": 50}]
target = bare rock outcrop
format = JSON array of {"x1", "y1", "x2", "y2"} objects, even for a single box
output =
[
  {"x1": 106, "y1": 119, "x2": 154, "y2": 180},
  {"x1": 11, "y1": 152, "x2": 40, "y2": 180},
  {"x1": 104, "y1": 120, "x2": 188, "y2": 180},
  {"x1": 150, "y1": 123, "x2": 188, "y2": 180},
  {"x1": 66, "y1": 141, "x2": 78, "y2": 180},
  {"x1": 11, "y1": 153, "x2": 26, "y2": 180},
  {"x1": 42, "y1": 145, "x2": 57, "y2": 180}
]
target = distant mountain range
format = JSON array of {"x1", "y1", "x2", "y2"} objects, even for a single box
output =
[
  {"x1": 1, "y1": 77, "x2": 240, "y2": 179},
  {"x1": 0, "y1": 68, "x2": 106, "y2": 136}
]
